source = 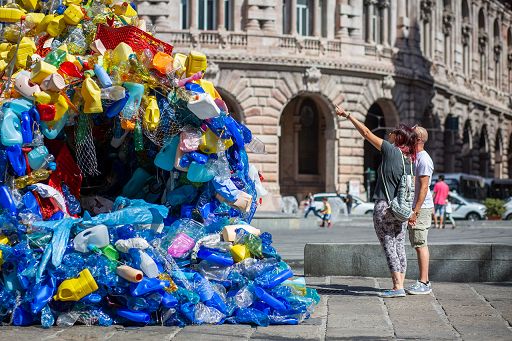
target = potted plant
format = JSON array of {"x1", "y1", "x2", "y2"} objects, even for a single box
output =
[{"x1": 483, "y1": 198, "x2": 506, "y2": 220}]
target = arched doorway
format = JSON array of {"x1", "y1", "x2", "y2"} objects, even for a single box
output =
[
  {"x1": 279, "y1": 94, "x2": 335, "y2": 200},
  {"x1": 461, "y1": 120, "x2": 472, "y2": 173},
  {"x1": 478, "y1": 125, "x2": 491, "y2": 177},
  {"x1": 363, "y1": 99, "x2": 399, "y2": 201},
  {"x1": 217, "y1": 88, "x2": 244, "y2": 123}
]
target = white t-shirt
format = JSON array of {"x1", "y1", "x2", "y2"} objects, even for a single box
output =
[{"x1": 413, "y1": 150, "x2": 434, "y2": 209}]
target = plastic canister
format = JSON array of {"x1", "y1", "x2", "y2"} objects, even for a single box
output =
[
  {"x1": 63, "y1": 4, "x2": 84, "y2": 25},
  {"x1": 31, "y1": 60, "x2": 57, "y2": 84},
  {"x1": 154, "y1": 137, "x2": 179, "y2": 171},
  {"x1": 46, "y1": 15, "x2": 67, "y2": 37},
  {"x1": 73, "y1": 225, "x2": 110, "y2": 253},
  {"x1": 0, "y1": 8, "x2": 26, "y2": 23},
  {"x1": 187, "y1": 93, "x2": 220, "y2": 120},
  {"x1": 1, "y1": 110, "x2": 23, "y2": 146},
  {"x1": 27, "y1": 145, "x2": 49, "y2": 170},
  {"x1": 185, "y1": 50, "x2": 207, "y2": 77}
]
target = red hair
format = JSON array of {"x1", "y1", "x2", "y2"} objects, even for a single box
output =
[{"x1": 392, "y1": 124, "x2": 418, "y2": 161}]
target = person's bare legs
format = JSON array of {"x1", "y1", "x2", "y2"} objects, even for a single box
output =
[
  {"x1": 433, "y1": 213, "x2": 438, "y2": 228},
  {"x1": 416, "y1": 246, "x2": 430, "y2": 283},
  {"x1": 440, "y1": 214, "x2": 445, "y2": 228},
  {"x1": 391, "y1": 272, "x2": 404, "y2": 290}
]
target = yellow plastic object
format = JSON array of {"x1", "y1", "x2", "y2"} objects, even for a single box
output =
[
  {"x1": 197, "y1": 79, "x2": 221, "y2": 100},
  {"x1": 0, "y1": 235, "x2": 8, "y2": 266},
  {"x1": 0, "y1": 7, "x2": 26, "y2": 23},
  {"x1": 144, "y1": 96, "x2": 160, "y2": 130},
  {"x1": 36, "y1": 14, "x2": 55, "y2": 34},
  {"x1": 173, "y1": 53, "x2": 187, "y2": 76},
  {"x1": 0, "y1": 42, "x2": 11, "y2": 52},
  {"x1": 0, "y1": 60, "x2": 7, "y2": 72},
  {"x1": 230, "y1": 244, "x2": 250, "y2": 263},
  {"x1": 25, "y1": 12, "x2": 45, "y2": 26},
  {"x1": 199, "y1": 129, "x2": 234, "y2": 154},
  {"x1": 186, "y1": 51, "x2": 207, "y2": 77},
  {"x1": 46, "y1": 15, "x2": 66, "y2": 37},
  {"x1": 54, "y1": 268, "x2": 99, "y2": 301},
  {"x1": 10, "y1": 38, "x2": 36, "y2": 69},
  {"x1": 81, "y1": 74, "x2": 103, "y2": 113},
  {"x1": 31, "y1": 60, "x2": 57, "y2": 84},
  {"x1": 113, "y1": 2, "x2": 137, "y2": 17},
  {"x1": 152, "y1": 51, "x2": 173, "y2": 74},
  {"x1": 112, "y1": 42, "x2": 133, "y2": 64},
  {"x1": 33, "y1": 91, "x2": 69, "y2": 124},
  {"x1": 63, "y1": 0, "x2": 82, "y2": 5},
  {"x1": 20, "y1": 0, "x2": 38, "y2": 11},
  {"x1": 63, "y1": 4, "x2": 84, "y2": 25}
]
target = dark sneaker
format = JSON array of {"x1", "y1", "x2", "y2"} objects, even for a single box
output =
[
  {"x1": 380, "y1": 289, "x2": 406, "y2": 298},
  {"x1": 406, "y1": 280, "x2": 432, "y2": 295}
]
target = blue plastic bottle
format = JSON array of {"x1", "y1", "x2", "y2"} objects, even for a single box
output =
[
  {"x1": 12, "y1": 306, "x2": 35, "y2": 326},
  {"x1": 94, "y1": 64, "x2": 113, "y2": 88},
  {"x1": 30, "y1": 276, "x2": 56, "y2": 314},
  {"x1": 20, "y1": 111, "x2": 33, "y2": 144},
  {"x1": 6, "y1": 145, "x2": 26, "y2": 176},
  {"x1": 1, "y1": 110, "x2": 23, "y2": 146},
  {"x1": 117, "y1": 308, "x2": 150, "y2": 324},
  {"x1": 197, "y1": 246, "x2": 234, "y2": 266},
  {"x1": 0, "y1": 185, "x2": 17, "y2": 215},
  {"x1": 254, "y1": 286, "x2": 286, "y2": 312},
  {"x1": 130, "y1": 277, "x2": 169, "y2": 296},
  {"x1": 162, "y1": 292, "x2": 178, "y2": 308}
]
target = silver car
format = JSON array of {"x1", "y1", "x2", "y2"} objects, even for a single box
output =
[
  {"x1": 311, "y1": 193, "x2": 374, "y2": 215},
  {"x1": 447, "y1": 192, "x2": 486, "y2": 221}
]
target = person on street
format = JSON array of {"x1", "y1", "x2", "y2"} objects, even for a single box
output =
[
  {"x1": 407, "y1": 126, "x2": 434, "y2": 295},
  {"x1": 433, "y1": 175, "x2": 450, "y2": 228},
  {"x1": 345, "y1": 192, "x2": 353, "y2": 215},
  {"x1": 319, "y1": 197, "x2": 332, "y2": 228},
  {"x1": 304, "y1": 193, "x2": 320, "y2": 218},
  {"x1": 445, "y1": 199, "x2": 456, "y2": 228},
  {"x1": 336, "y1": 105, "x2": 418, "y2": 298}
]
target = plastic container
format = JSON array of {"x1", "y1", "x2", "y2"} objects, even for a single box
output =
[
  {"x1": 21, "y1": 111, "x2": 33, "y2": 144},
  {"x1": 117, "y1": 309, "x2": 150, "y2": 324},
  {"x1": 230, "y1": 244, "x2": 250, "y2": 263},
  {"x1": 185, "y1": 50, "x2": 207, "y2": 77},
  {"x1": 73, "y1": 225, "x2": 110, "y2": 253},
  {"x1": 151, "y1": 51, "x2": 173, "y2": 74},
  {"x1": 187, "y1": 161, "x2": 215, "y2": 183},
  {"x1": 31, "y1": 60, "x2": 58, "y2": 84},
  {"x1": 81, "y1": 75, "x2": 103, "y2": 114},
  {"x1": 28, "y1": 145, "x2": 49, "y2": 170},
  {"x1": 63, "y1": 4, "x2": 84, "y2": 25},
  {"x1": 197, "y1": 246, "x2": 234, "y2": 266},
  {"x1": 0, "y1": 7, "x2": 25, "y2": 23},
  {"x1": 254, "y1": 286, "x2": 286, "y2": 312},
  {"x1": 167, "y1": 233, "x2": 195, "y2": 258},
  {"x1": 116, "y1": 265, "x2": 144, "y2": 283},
  {"x1": 144, "y1": 96, "x2": 160, "y2": 130},
  {"x1": 6, "y1": 145, "x2": 26, "y2": 176},
  {"x1": 0, "y1": 185, "x2": 17, "y2": 215},
  {"x1": 40, "y1": 73, "x2": 66, "y2": 92},
  {"x1": 54, "y1": 269, "x2": 99, "y2": 301},
  {"x1": 187, "y1": 93, "x2": 220, "y2": 120},
  {"x1": 15, "y1": 71, "x2": 41, "y2": 100},
  {"x1": 1, "y1": 110, "x2": 23, "y2": 146},
  {"x1": 94, "y1": 64, "x2": 113, "y2": 88},
  {"x1": 122, "y1": 82, "x2": 144, "y2": 119},
  {"x1": 130, "y1": 277, "x2": 169, "y2": 296},
  {"x1": 154, "y1": 137, "x2": 179, "y2": 171}
]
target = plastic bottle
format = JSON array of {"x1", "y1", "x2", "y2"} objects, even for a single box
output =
[
  {"x1": 254, "y1": 286, "x2": 286, "y2": 312},
  {"x1": 130, "y1": 277, "x2": 169, "y2": 296},
  {"x1": 116, "y1": 265, "x2": 143, "y2": 283},
  {"x1": 134, "y1": 120, "x2": 144, "y2": 152},
  {"x1": 94, "y1": 64, "x2": 113, "y2": 88},
  {"x1": 73, "y1": 225, "x2": 110, "y2": 253},
  {"x1": 101, "y1": 86, "x2": 126, "y2": 101},
  {"x1": 81, "y1": 74, "x2": 103, "y2": 114},
  {"x1": 0, "y1": 185, "x2": 17, "y2": 215},
  {"x1": 1, "y1": 109, "x2": 23, "y2": 146},
  {"x1": 6, "y1": 145, "x2": 26, "y2": 176},
  {"x1": 138, "y1": 250, "x2": 159, "y2": 278},
  {"x1": 117, "y1": 308, "x2": 150, "y2": 324},
  {"x1": 143, "y1": 96, "x2": 160, "y2": 131},
  {"x1": 167, "y1": 233, "x2": 195, "y2": 258},
  {"x1": 122, "y1": 82, "x2": 144, "y2": 119}
]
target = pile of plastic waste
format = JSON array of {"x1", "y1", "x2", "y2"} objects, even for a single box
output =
[{"x1": 0, "y1": 0, "x2": 319, "y2": 328}]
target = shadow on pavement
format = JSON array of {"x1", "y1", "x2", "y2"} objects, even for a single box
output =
[{"x1": 307, "y1": 284, "x2": 382, "y2": 296}]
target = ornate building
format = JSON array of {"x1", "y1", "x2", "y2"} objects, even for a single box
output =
[{"x1": 137, "y1": 0, "x2": 512, "y2": 209}]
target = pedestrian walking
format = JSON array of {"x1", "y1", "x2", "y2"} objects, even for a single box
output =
[
  {"x1": 406, "y1": 126, "x2": 434, "y2": 295},
  {"x1": 336, "y1": 105, "x2": 418, "y2": 298},
  {"x1": 445, "y1": 199, "x2": 456, "y2": 228},
  {"x1": 304, "y1": 192, "x2": 319, "y2": 218},
  {"x1": 345, "y1": 192, "x2": 353, "y2": 215},
  {"x1": 433, "y1": 175, "x2": 450, "y2": 228},
  {"x1": 319, "y1": 197, "x2": 332, "y2": 228}
]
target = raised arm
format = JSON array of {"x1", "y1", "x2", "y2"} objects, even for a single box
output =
[{"x1": 336, "y1": 105, "x2": 383, "y2": 151}]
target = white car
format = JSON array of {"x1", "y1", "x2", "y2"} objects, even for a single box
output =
[
  {"x1": 447, "y1": 192, "x2": 486, "y2": 221},
  {"x1": 311, "y1": 193, "x2": 374, "y2": 215},
  {"x1": 501, "y1": 198, "x2": 512, "y2": 220}
]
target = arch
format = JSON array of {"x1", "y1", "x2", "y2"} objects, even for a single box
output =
[
  {"x1": 461, "y1": 120, "x2": 472, "y2": 173},
  {"x1": 363, "y1": 99, "x2": 400, "y2": 200},
  {"x1": 495, "y1": 129, "x2": 504, "y2": 178},
  {"x1": 278, "y1": 93, "x2": 336, "y2": 200},
  {"x1": 216, "y1": 87, "x2": 245, "y2": 123},
  {"x1": 478, "y1": 8, "x2": 487, "y2": 81},
  {"x1": 479, "y1": 125, "x2": 491, "y2": 177},
  {"x1": 461, "y1": 0, "x2": 469, "y2": 18},
  {"x1": 478, "y1": 8, "x2": 485, "y2": 31}
]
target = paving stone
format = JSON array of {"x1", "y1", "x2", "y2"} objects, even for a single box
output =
[
  {"x1": 251, "y1": 324, "x2": 323, "y2": 340},
  {"x1": 61, "y1": 326, "x2": 180, "y2": 341},
  {"x1": 470, "y1": 283, "x2": 512, "y2": 325},
  {"x1": 173, "y1": 324, "x2": 254, "y2": 341}
]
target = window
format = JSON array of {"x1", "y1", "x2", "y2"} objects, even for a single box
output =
[
  {"x1": 298, "y1": 99, "x2": 319, "y2": 174},
  {"x1": 198, "y1": 0, "x2": 216, "y2": 30},
  {"x1": 224, "y1": 0, "x2": 232, "y2": 30},
  {"x1": 478, "y1": 8, "x2": 486, "y2": 82},
  {"x1": 296, "y1": 0, "x2": 311, "y2": 36},
  {"x1": 180, "y1": 0, "x2": 188, "y2": 29},
  {"x1": 494, "y1": 19, "x2": 500, "y2": 88},
  {"x1": 461, "y1": 0, "x2": 470, "y2": 75}
]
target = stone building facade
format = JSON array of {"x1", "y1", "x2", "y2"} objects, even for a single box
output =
[{"x1": 137, "y1": 0, "x2": 512, "y2": 210}]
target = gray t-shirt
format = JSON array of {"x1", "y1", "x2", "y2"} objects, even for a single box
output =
[
  {"x1": 413, "y1": 150, "x2": 434, "y2": 209},
  {"x1": 373, "y1": 140, "x2": 414, "y2": 201}
]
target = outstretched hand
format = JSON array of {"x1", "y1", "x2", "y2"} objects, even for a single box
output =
[{"x1": 336, "y1": 105, "x2": 349, "y2": 118}]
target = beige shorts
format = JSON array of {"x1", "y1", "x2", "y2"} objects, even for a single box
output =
[{"x1": 408, "y1": 208, "x2": 432, "y2": 248}]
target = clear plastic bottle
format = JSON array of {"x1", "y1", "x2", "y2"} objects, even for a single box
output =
[
  {"x1": 246, "y1": 137, "x2": 266, "y2": 154},
  {"x1": 101, "y1": 86, "x2": 126, "y2": 101}
]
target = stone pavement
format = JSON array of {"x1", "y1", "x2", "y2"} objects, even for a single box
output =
[{"x1": 2, "y1": 276, "x2": 511, "y2": 340}]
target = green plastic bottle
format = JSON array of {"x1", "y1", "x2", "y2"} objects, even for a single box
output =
[
  {"x1": 44, "y1": 49, "x2": 67, "y2": 67},
  {"x1": 134, "y1": 120, "x2": 144, "y2": 152}
]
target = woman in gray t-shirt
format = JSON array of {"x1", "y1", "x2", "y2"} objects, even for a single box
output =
[{"x1": 336, "y1": 105, "x2": 418, "y2": 298}]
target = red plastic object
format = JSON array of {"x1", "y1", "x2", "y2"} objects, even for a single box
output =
[
  {"x1": 95, "y1": 24, "x2": 173, "y2": 56},
  {"x1": 37, "y1": 104, "x2": 56, "y2": 121},
  {"x1": 35, "y1": 34, "x2": 52, "y2": 57},
  {"x1": 47, "y1": 142, "x2": 82, "y2": 199},
  {"x1": 33, "y1": 191, "x2": 60, "y2": 220},
  {"x1": 59, "y1": 61, "x2": 83, "y2": 78}
]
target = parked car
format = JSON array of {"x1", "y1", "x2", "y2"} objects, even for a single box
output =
[
  {"x1": 448, "y1": 192, "x2": 486, "y2": 221},
  {"x1": 311, "y1": 193, "x2": 374, "y2": 215},
  {"x1": 501, "y1": 197, "x2": 512, "y2": 220}
]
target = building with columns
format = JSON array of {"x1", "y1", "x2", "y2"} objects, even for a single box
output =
[{"x1": 136, "y1": 0, "x2": 512, "y2": 210}]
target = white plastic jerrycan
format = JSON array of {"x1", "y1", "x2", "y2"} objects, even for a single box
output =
[{"x1": 73, "y1": 225, "x2": 110, "y2": 253}]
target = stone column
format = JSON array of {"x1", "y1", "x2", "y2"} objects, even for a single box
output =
[
  {"x1": 389, "y1": 0, "x2": 396, "y2": 46},
  {"x1": 350, "y1": 0, "x2": 364, "y2": 41},
  {"x1": 326, "y1": 0, "x2": 336, "y2": 39},
  {"x1": 217, "y1": 0, "x2": 225, "y2": 30},
  {"x1": 189, "y1": 0, "x2": 197, "y2": 29},
  {"x1": 336, "y1": 0, "x2": 349, "y2": 38},
  {"x1": 313, "y1": 0, "x2": 321, "y2": 36},
  {"x1": 290, "y1": 0, "x2": 297, "y2": 35},
  {"x1": 381, "y1": 0, "x2": 389, "y2": 46}
]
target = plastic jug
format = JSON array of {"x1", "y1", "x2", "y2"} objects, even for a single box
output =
[
  {"x1": 122, "y1": 82, "x2": 144, "y2": 119},
  {"x1": 94, "y1": 64, "x2": 112, "y2": 88},
  {"x1": 167, "y1": 233, "x2": 195, "y2": 258},
  {"x1": 14, "y1": 71, "x2": 41, "y2": 100},
  {"x1": 7, "y1": 145, "x2": 26, "y2": 176},
  {"x1": 105, "y1": 92, "x2": 130, "y2": 118},
  {"x1": 230, "y1": 244, "x2": 250, "y2": 263},
  {"x1": 20, "y1": 111, "x2": 33, "y2": 144},
  {"x1": 81, "y1": 75, "x2": 103, "y2": 113},
  {"x1": 198, "y1": 129, "x2": 233, "y2": 154},
  {"x1": 185, "y1": 50, "x2": 207, "y2": 77},
  {"x1": 151, "y1": 51, "x2": 173, "y2": 74},
  {"x1": 53, "y1": 269, "x2": 99, "y2": 301},
  {"x1": 0, "y1": 185, "x2": 17, "y2": 215},
  {"x1": 130, "y1": 277, "x2": 169, "y2": 296},
  {"x1": 40, "y1": 73, "x2": 66, "y2": 92},
  {"x1": 187, "y1": 93, "x2": 220, "y2": 120},
  {"x1": 154, "y1": 137, "x2": 179, "y2": 171},
  {"x1": 1, "y1": 110, "x2": 23, "y2": 146},
  {"x1": 143, "y1": 96, "x2": 160, "y2": 130},
  {"x1": 28, "y1": 146, "x2": 49, "y2": 170},
  {"x1": 197, "y1": 246, "x2": 234, "y2": 266},
  {"x1": 112, "y1": 42, "x2": 133, "y2": 64},
  {"x1": 0, "y1": 7, "x2": 25, "y2": 23},
  {"x1": 31, "y1": 60, "x2": 57, "y2": 84},
  {"x1": 116, "y1": 265, "x2": 143, "y2": 283},
  {"x1": 3, "y1": 98, "x2": 33, "y2": 115},
  {"x1": 46, "y1": 15, "x2": 66, "y2": 37},
  {"x1": 187, "y1": 161, "x2": 214, "y2": 183},
  {"x1": 63, "y1": 4, "x2": 84, "y2": 25},
  {"x1": 73, "y1": 225, "x2": 110, "y2": 253}
]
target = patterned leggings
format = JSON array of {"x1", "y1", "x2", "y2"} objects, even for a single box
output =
[{"x1": 373, "y1": 200, "x2": 407, "y2": 273}]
